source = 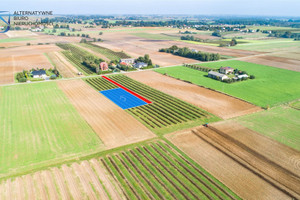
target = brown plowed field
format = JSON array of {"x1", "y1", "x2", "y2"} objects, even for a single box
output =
[
  {"x1": 47, "y1": 52, "x2": 79, "y2": 78},
  {"x1": 126, "y1": 70, "x2": 261, "y2": 119},
  {"x1": 58, "y1": 79, "x2": 155, "y2": 148},
  {"x1": 0, "y1": 159, "x2": 126, "y2": 200},
  {"x1": 167, "y1": 125, "x2": 294, "y2": 200},
  {"x1": 97, "y1": 32, "x2": 262, "y2": 66},
  {"x1": 239, "y1": 55, "x2": 300, "y2": 72}
]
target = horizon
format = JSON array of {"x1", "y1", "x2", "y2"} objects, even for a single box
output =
[{"x1": 2, "y1": 0, "x2": 300, "y2": 17}]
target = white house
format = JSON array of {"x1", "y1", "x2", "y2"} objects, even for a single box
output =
[
  {"x1": 134, "y1": 62, "x2": 148, "y2": 69},
  {"x1": 120, "y1": 58, "x2": 135, "y2": 64},
  {"x1": 31, "y1": 70, "x2": 47, "y2": 79},
  {"x1": 208, "y1": 71, "x2": 228, "y2": 81},
  {"x1": 237, "y1": 74, "x2": 249, "y2": 79}
]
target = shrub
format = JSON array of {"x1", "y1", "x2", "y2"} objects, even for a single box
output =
[
  {"x1": 19, "y1": 77, "x2": 27, "y2": 82},
  {"x1": 50, "y1": 75, "x2": 57, "y2": 80},
  {"x1": 250, "y1": 75, "x2": 255, "y2": 79}
]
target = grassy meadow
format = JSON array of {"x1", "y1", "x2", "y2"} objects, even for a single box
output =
[
  {"x1": 155, "y1": 60, "x2": 300, "y2": 108},
  {"x1": 0, "y1": 82, "x2": 104, "y2": 177},
  {"x1": 235, "y1": 106, "x2": 300, "y2": 151}
]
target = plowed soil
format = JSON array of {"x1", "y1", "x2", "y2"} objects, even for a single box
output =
[
  {"x1": 58, "y1": 79, "x2": 155, "y2": 148},
  {"x1": 239, "y1": 55, "x2": 300, "y2": 72},
  {"x1": 126, "y1": 70, "x2": 261, "y2": 119},
  {"x1": 167, "y1": 127, "x2": 292, "y2": 200}
]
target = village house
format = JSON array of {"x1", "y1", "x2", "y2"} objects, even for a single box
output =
[
  {"x1": 208, "y1": 71, "x2": 228, "y2": 81},
  {"x1": 120, "y1": 58, "x2": 135, "y2": 64},
  {"x1": 100, "y1": 62, "x2": 109, "y2": 71},
  {"x1": 219, "y1": 67, "x2": 234, "y2": 74},
  {"x1": 31, "y1": 70, "x2": 47, "y2": 79},
  {"x1": 133, "y1": 62, "x2": 148, "y2": 69}
]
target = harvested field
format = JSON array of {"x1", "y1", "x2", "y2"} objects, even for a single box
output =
[
  {"x1": 58, "y1": 79, "x2": 155, "y2": 148},
  {"x1": 126, "y1": 71, "x2": 261, "y2": 119},
  {"x1": 46, "y1": 52, "x2": 78, "y2": 78},
  {"x1": 239, "y1": 55, "x2": 300, "y2": 72},
  {"x1": 0, "y1": 159, "x2": 125, "y2": 200},
  {"x1": 167, "y1": 127, "x2": 293, "y2": 200},
  {"x1": 97, "y1": 32, "x2": 262, "y2": 66},
  {"x1": 5, "y1": 30, "x2": 37, "y2": 38},
  {"x1": 0, "y1": 57, "x2": 14, "y2": 85}
]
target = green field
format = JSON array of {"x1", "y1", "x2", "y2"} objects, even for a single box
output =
[
  {"x1": 102, "y1": 140, "x2": 241, "y2": 200},
  {"x1": 0, "y1": 82, "x2": 104, "y2": 177},
  {"x1": 86, "y1": 75, "x2": 219, "y2": 135},
  {"x1": 155, "y1": 60, "x2": 300, "y2": 108},
  {"x1": 229, "y1": 39, "x2": 300, "y2": 51},
  {"x1": 79, "y1": 42, "x2": 130, "y2": 60},
  {"x1": 235, "y1": 106, "x2": 300, "y2": 151},
  {"x1": 56, "y1": 43, "x2": 97, "y2": 75},
  {"x1": 131, "y1": 32, "x2": 179, "y2": 40},
  {"x1": 0, "y1": 37, "x2": 35, "y2": 43}
]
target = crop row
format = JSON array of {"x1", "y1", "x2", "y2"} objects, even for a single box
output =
[
  {"x1": 85, "y1": 77, "x2": 118, "y2": 91},
  {"x1": 79, "y1": 43, "x2": 130, "y2": 60},
  {"x1": 109, "y1": 75, "x2": 215, "y2": 129},
  {"x1": 56, "y1": 43, "x2": 95, "y2": 75},
  {"x1": 86, "y1": 75, "x2": 217, "y2": 130},
  {"x1": 101, "y1": 141, "x2": 240, "y2": 200}
]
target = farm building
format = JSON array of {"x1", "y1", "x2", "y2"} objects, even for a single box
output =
[
  {"x1": 120, "y1": 62, "x2": 129, "y2": 66},
  {"x1": 31, "y1": 70, "x2": 46, "y2": 78},
  {"x1": 237, "y1": 74, "x2": 249, "y2": 79},
  {"x1": 134, "y1": 62, "x2": 148, "y2": 69},
  {"x1": 208, "y1": 71, "x2": 228, "y2": 81},
  {"x1": 120, "y1": 58, "x2": 135, "y2": 64},
  {"x1": 100, "y1": 62, "x2": 109, "y2": 71},
  {"x1": 220, "y1": 67, "x2": 234, "y2": 74}
]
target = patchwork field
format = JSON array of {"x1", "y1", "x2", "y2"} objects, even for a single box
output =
[
  {"x1": 235, "y1": 106, "x2": 300, "y2": 151},
  {"x1": 56, "y1": 43, "x2": 96, "y2": 75},
  {"x1": 155, "y1": 60, "x2": 300, "y2": 108},
  {"x1": 230, "y1": 39, "x2": 300, "y2": 52},
  {"x1": 45, "y1": 52, "x2": 79, "y2": 78},
  {"x1": 79, "y1": 42, "x2": 130, "y2": 60},
  {"x1": 0, "y1": 82, "x2": 104, "y2": 178},
  {"x1": 0, "y1": 45, "x2": 61, "y2": 85},
  {"x1": 58, "y1": 79, "x2": 155, "y2": 148},
  {"x1": 167, "y1": 122, "x2": 300, "y2": 200},
  {"x1": 239, "y1": 55, "x2": 300, "y2": 72},
  {"x1": 0, "y1": 141, "x2": 240, "y2": 200},
  {"x1": 126, "y1": 70, "x2": 261, "y2": 119},
  {"x1": 86, "y1": 75, "x2": 219, "y2": 135}
]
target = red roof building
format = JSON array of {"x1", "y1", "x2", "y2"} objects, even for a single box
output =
[{"x1": 100, "y1": 62, "x2": 108, "y2": 71}]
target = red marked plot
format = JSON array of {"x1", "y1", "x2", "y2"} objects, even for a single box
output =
[{"x1": 102, "y1": 76, "x2": 152, "y2": 104}]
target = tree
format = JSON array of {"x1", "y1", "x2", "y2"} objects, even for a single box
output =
[
  {"x1": 230, "y1": 38, "x2": 237, "y2": 46},
  {"x1": 99, "y1": 32, "x2": 103, "y2": 35}
]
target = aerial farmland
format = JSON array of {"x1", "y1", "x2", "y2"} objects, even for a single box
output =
[{"x1": 0, "y1": 2, "x2": 300, "y2": 199}]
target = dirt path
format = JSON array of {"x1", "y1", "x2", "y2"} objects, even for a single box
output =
[
  {"x1": 126, "y1": 70, "x2": 261, "y2": 119},
  {"x1": 58, "y1": 79, "x2": 155, "y2": 149},
  {"x1": 166, "y1": 127, "x2": 292, "y2": 200}
]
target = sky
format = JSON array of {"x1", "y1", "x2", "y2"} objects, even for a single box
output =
[{"x1": 2, "y1": 0, "x2": 300, "y2": 17}]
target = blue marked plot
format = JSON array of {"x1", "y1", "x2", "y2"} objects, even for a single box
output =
[{"x1": 100, "y1": 88, "x2": 148, "y2": 109}]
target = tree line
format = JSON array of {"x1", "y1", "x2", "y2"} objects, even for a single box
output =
[{"x1": 159, "y1": 45, "x2": 220, "y2": 61}]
